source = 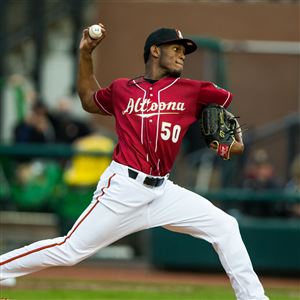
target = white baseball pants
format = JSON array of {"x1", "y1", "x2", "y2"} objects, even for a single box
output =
[{"x1": 0, "y1": 160, "x2": 268, "y2": 300}]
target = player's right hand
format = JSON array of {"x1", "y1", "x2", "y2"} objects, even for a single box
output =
[{"x1": 79, "y1": 23, "x2": 106, "y2": 55}]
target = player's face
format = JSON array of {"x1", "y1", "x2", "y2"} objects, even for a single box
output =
[{"x1": 158, "y1": 44, "x2": 186, "y2": 77}]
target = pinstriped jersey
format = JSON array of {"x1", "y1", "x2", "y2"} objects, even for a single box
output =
[{"x1": 94, "y1": 76, "x2": 232, "y2": 176}]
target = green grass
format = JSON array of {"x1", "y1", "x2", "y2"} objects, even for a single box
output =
[{"x1": 1, "y1": 279, "x2": 299, "y2": 300}]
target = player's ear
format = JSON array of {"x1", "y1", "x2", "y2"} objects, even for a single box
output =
[{"x1": 150, "y1": 45, "x2": 160, "y2": 60}]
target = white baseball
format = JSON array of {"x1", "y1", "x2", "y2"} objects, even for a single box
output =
[{"x1": 88, "y1": 25, "x2": 102, "y2": 39}]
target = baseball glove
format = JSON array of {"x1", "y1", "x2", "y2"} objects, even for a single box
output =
[{"x1": 200, "y1": 104, "x2": 238, "y2": 160}]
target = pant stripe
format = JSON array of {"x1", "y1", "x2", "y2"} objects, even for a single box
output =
[{"x1": 0, "y1": 173, "x2": 116, "y2": 266}]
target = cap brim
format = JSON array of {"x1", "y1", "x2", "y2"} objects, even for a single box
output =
[{"x1": 157, "y1": 38, "x2": 197, "y2": 54}]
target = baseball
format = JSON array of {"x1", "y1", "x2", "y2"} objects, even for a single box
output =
[{"x1": 88, "y1": 24, "x2": 102, "y2": 39}]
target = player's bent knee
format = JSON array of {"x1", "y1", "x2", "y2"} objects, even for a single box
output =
[
  {"x1": 56, "y1": 242, "x2": 90, "y2": 266},
  {"x1": 211, "y1": 214, "x2": 241, "y2": 247},
  {"x1": 64, "y1": 257, "x2": 82, "y2": 266},
  {"x1": 226, "y1": 215, "x2": 239, "y2": 230},
  {"x1": 228, "y1": 215, "x2": 239, "y2": 232},
  {"x1": 218, "y1": 214, "x2": 240, "y2": 235},
  {"x1": 62, "y1": 251, "x2": 86, "y2": 266}
]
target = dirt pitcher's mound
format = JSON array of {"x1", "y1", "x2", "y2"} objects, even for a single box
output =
[{"x1": 25, "y1": 262, "x2": 299, "y2": 289}]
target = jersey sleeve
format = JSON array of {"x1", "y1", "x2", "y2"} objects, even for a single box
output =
[
  {"x1": 199, "y1": 81, "x2": 232, "y2": 108},
  {"x1": 93, "y1": 83, "x2": 114, "y2": 115}
]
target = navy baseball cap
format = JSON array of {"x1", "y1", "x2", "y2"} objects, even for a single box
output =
[{"x1": 144, "y1": 28, "x2": 197, "y2": 63}]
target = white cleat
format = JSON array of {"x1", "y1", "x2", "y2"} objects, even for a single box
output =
[{"x1": 0, "y1": 278, "x2": 17, "y2": 287}]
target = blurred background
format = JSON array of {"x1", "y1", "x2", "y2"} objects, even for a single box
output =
[{"x1": 0, "y1": 0, "x2": 299, "y2": 276}]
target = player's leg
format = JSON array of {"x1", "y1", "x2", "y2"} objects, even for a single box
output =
[
  {"x1": 148, "y1": 181, "x2": 269, "y2": 300},
  {"x1": 0, "y1": 166, "x2": 152, "y2": 280},
  {"x1": 0, "y1": 202, "x2": 124, "y2": 279}
]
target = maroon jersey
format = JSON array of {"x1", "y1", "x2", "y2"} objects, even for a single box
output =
[{"x1": 94, "y1": 76, "x2": 232, "y2": 176}]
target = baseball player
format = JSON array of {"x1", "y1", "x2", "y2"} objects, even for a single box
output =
[{"x1": 0, "y1": 24, "x2": 269, "y2": 300}]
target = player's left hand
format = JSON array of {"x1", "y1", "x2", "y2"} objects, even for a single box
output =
[{"x1": 200, "y1": 104, "x2": 244, "y2": 160}]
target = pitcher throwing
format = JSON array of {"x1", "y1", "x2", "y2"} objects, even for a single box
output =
[{"x1": 0, "y1": 24, "x2": 269, "y2": 300}]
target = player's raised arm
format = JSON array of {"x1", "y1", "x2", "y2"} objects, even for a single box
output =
[{"x1": 77, "y1": 23, "x2": 106, "y2": 114}]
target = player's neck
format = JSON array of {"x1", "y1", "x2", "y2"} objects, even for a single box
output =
[
  {"x1": 144, "y1": 63, "x2": 181, "y2": 81},
  {"x1": 144, "y1": 63, "x2": 169, "y2": 81},
  {"x1": 144, "y1": 70, "x2": 172, "y2": 81}
]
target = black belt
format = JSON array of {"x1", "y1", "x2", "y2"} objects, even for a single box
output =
[{"x1": 128, "y1": 168, "x2": 165, "y2": 187}]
